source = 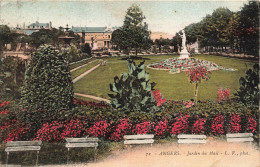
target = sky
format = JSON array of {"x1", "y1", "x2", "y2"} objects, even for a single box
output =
[{"x1": 0, "y1": 0, "x2": 248, "y2": 35}]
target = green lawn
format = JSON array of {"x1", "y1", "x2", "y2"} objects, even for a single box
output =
[
  {"x1": 71, "y1": 60, "x2": 99, "y2": 79},
  {"x1": 69, "y1": 57, "x2": 95, "y2": 70},
  {"x1": 73, "y1": 55, "x2": 256, "y2": 101}
]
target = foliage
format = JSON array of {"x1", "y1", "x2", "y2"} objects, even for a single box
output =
[
  {"x1": 153, "y1": 119, "x2": 168, "y2": 138},
  {"x1": 86, "y1": 120, "x2": 110, "y2": 138},
  {"x1": 0, "y1": 56, "x2": 26, "y2": 100},
  {"x1": 108, "y1": 59, "x2": 158, "y2": 114},
  {"x1": 170, "y1": 115, "x2": 189, "y2": 135},
  {"x1": 152, "y1": 90, "x2": 166, "y2": 107},
  {"x1": 211, "y1": 114, "x2": 225, "y2": 135},
  {"x1": 217, "y1": 87, "x2": 230, "y2": 103},
  {"x1": 235, "y1": 63, "x2": 259, "y2": 108},
  {"x1": 19, "y1": 45, "x2": 74, "y2": 133},
  {"x1": 109, "y1": 118, "x2": 131, "y2": 141},
  {"x1": 229, "y1": 114, "x2": 241, "y2": 133},
  {"x1": 186, "y1": 66, "x2": 211, "y2": 104},
  {"x1": 0, "y1": 25, "x2": 12, "y2": 51},
  {"x1": 192, "y1": 118, "x2": 206, "y2": 134},
  {"x1": 80, "y1": 43, "x2": 91, "y2": 56},
  {"x1": 131, "y1": 121, "x2": 152, "y2": 134},
  {"x1": 184, "y1": 2, "x2": 259, "y2": 57},
  {"x1": 119, "y1": 4, "x2": 152, "y2": 55}
]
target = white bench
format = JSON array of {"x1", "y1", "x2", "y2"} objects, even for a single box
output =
[
  {"x1": 65, "y1": 137, "x2": 99, "y2": 164},
  {"x1": 5, "y1": 140, "x2": 42, "y2": 166},
  {"x1": 226, "y1": 133, "x2": 253, "y2": 143},
  {"x1": 123, "y1": 134, "x2": 154, "y2": 147},
  {"x1": 177, "y1": 134, "x2": 207, "y2": 144}
]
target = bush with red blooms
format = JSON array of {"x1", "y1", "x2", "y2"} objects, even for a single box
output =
[
  {"x1": 246, "y1": 117, "x2": 258, "y2": 133},
  {"x1": 1, "y1": 120, "x2": 29, "y2": 142},
  {"x1": 229, "y1": 114, "x2": 241, "y2": 133},
  {"x1": 0, "y1": 101, "x2": 11, "y2": 107},
  {"x1": 211, "y1": 114, "x2": 225, "y2": 135},
  {"x1": 152, "y1": 90, "x2": 166, "y2": 107},
  {"x1": 73, "y1": 98, "x2": 110, "y2": 108},
  {"x1": 109, "y1": 118, "x2": 131, "y2": 141},
  {"x1": 183, "y1": 101, "x2": 195, "y2": 108},
  {"x1": 170, "y1": 115, "x2": 190, "y2": 135},
  {"x1": 217, "y1": 87, "x2": 230, "y2": 103},
  {"x1": 86, "y1": 120, "x2": 110, "y2": 138},
  {"x1": 153, "y1": 119, "x2": 168, "y2": 138},
  {"x1": 192, "y1": 118, "x2": 206, "y2": 134},
  {"x1": 34, "y1": 121, "x2": 63, "y2": 142},
  {"x1": 61, "y1": 119, "x2": 85, "y2": 138},
  {"x1": 186, "y1": 66, "x2": 211, "y2": 84},
  {"x1": 132, "y1": 121, "x2": 152, "y2": 134}
]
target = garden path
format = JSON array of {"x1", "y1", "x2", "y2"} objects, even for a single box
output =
[
  {"x1": 70, "y1": 59, "x2": 98, "y2": 72},
  {"x1": 72, "y1": 64, "x2": 100, "y2": 83},
  {"x1": 40, "y1": 140, "x2": 259, "y2": 167},
  {"x1": 74, "y1": 93, "x2": 110, "y2": 103}
]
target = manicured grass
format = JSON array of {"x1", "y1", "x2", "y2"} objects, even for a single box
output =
[
  {"x1": 73, "y1": 55, "x2": 256, "y2": 101},
  {"x1": 69, "y1": 57, "x2": 95, "y2": 70},
  {"x1": 71, "y1": 60, "x2": 99, "y2": 79}
]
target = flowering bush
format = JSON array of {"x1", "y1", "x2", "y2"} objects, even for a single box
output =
[
  {"x1": 229, "y1": 114, "x2": 241, "y2": 133},
  {"x1": 109, "y1": 118, "x2": 131, "y2": 141},
  {"x1": 152, "y1": 90, "x2": 166, "y2": 107},
  {"x1": 34, "y1": 121, "x2": 63, "y2": 142},
  {"x1": 217, "y1": 87, "x2": 230, "y2": 103},
  {"x1": 61, "y1": 119, "x2": 85, "y2": 138},
  {"x1": 170, "y1": 115, "x2": 189, "y2": 135},
  {"x1": 132, "y1": 121, "x2": 152, "y2": 134},
  {"x1": 192, "y1": 118, "x2": 206, "y2": 134},
  {"x1": 211, "y1": 114, "x2": 225, "y2": 135},
  {"x1": 183, "y1": 101, "x2": 195, "y2": 108},
  {"x1": 1, "y1": 120, "x2": 29, "y2": 142},
  {"x1": 186, "y1": 66, "x2": 211, "y2": 104},
  {"x1": 246, "y1": 117, "x2": 258, "y2": 133},
  {"x1": 86, "y1": 120, "x2": 110, "y2": 138},
  {"x1": 0, "y1": 101, "x2": 11, "y2": 107},
  {"x1": 153, "y1": 120, "x2": 168, "y2": 138},
  {"x1": 186, "y1": 66, "x2": 211, "y2": 84}
]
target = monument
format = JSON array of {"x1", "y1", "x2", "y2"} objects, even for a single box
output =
[{"x1": 179, "y1": 30, "x2": 190, "y2": 59}]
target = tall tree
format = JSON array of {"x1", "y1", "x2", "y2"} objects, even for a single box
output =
[
  {"x1": 120, "y1": 4, "x2": 151, "y2": 55},
  {"x1": 20, "y1": 45, "x2": 74, "y2": 113}
]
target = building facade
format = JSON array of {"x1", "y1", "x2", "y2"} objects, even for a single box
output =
[
  {"x1": 71, "y1": 26, "x2": 117, "y2": 49},
  {"x1": 22, "y1": 21, "x2": 52, "y2": 35}
]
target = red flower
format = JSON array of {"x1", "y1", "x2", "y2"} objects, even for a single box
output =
[
  {"x1": 170, "y1": 115, "x2": 189, "y2": 135},
  {"x1": 211, "y1": 114, "x2": 224, "y2": 135},
  {"x1": 132, "y1": 121, "x2": 152, "y2": 134},
  {"x1": 246, "y1": 117, "x2": 257, "y2": 133},
  {"x1": 192, "y1": 118, "x2": 206, "y2": 134},
  {"x1": 229, "y1": 114, "x2": 241, "y2": 133}
]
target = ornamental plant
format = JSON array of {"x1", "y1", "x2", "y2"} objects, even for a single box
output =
[
  {"x1": 86, "y1": 120, "x2": 110, "y2": 138},
  {"x1": 235, "y1": 64, "x2": 259, "y2": 108},
  {"x1": 34, "y1": 121, "x2": 64, "y2": 142},
  {"x1": 132, "y1": 121, "x2": 152, "y2": 134},
  {"x1": 211, "y1": 114, "x2": 225, "y2": 135},
  {"x1": 61, "y1": 119, "x2": 85, "y2": 138},
  {"x1": 217, "y1": 87, "x2": 230, "y2": 103},
  {"x1": 229, "y1": 114, "x2": 241, "y2": 133},
  {"x1": 170, "y1": 115, "x2": 189, "y2": 135},
  {"x1": 186, "y1": 66, "x2": 210, "y2": 104},
  {"x1": 153, "y1": 119, "x2": 168, "y2": 138},
  {"x1": 246, "y1": 117, "x2": 258, "y2": 133},
  {"x1": 19, "y1": 45, "x2": 74, "y2": 131},
  {"x1": 192, "y1": 118, "x2": 206, "y2": 134},
  {"x1": 109, "y1": 118, "x2": 131, "y2": 141},
  {"x1": 152, "y1": 90, "x2": 166, "y2": 107},
  {"x1": 109, "y1": 59, "x2": 158, "y2": 114}
]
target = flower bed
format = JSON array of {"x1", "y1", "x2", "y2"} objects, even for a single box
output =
[{"x1": 147, "y1": 58, "x2": 235, "y2": 74}]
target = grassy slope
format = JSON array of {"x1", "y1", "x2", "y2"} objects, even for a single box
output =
[
  {"x1": 71, "y1": 60, "x2": 99, "y2": 79},
  {"x1": 73, "y1": 55, "x2": 256, "y2": 101}
]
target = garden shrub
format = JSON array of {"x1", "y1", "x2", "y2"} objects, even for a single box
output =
[
  {"x1": 86, "y1": 120, "x2": 110, "y2": 138},
  {"x1": 108, "y1": 59, "x2": 159, "y2": 114},
  {"x1": 153, "y1": 119, "x2": 169, "y2": 138},
  {"x1": 229, "y1": 114, "x2": 241, "y2": 133},
  {"x1": 131, "y1": 121, "x2": 152, "y2": 134},
  {"x1": 170, "y1": 115, "x2": 190, "y2": 135},
  {"x1": 19, "y1": 45, "x2": 74, "y2": 133},
  {"x1": 109, "y1": 118, "x2": 131, "y2": 141},
  {"x1": 235, "y1": 63, "x2": 259, "y2": 108},
  {"x1": 192, "y1": 118, "x2": 206, "y2": 134},
  {"x1": 211, "y1": 114, "x2": 225, "y2": 135}
]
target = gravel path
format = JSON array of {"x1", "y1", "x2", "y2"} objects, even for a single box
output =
[
  {"x1": 38, "y1": 140, "x2": 259, "y2": 167},
  {"x1": 72, "y1": 64, "x2": 100, "y2": 83}
]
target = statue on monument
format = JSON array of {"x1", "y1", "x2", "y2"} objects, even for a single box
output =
[{"x1": 179, "y1": 30, "x2": 190, "y2": 59}]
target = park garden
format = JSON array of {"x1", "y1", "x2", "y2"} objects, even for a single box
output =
[{"x1": 0, "y1": 2, "x2": 259, "y2": 166}]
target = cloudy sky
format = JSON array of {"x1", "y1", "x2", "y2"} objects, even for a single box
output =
[{"x1": 0, "y1": 0, "x2": 247, "y2": 35}]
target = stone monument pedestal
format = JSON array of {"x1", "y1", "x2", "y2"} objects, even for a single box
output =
[{"x1": 179, "y1": 48, "x2": 190, "y2": 59}]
